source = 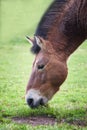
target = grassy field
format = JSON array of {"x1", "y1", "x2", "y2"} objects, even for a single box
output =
[{"x1": 0, "y1": 0, "x2": 87, "y2": 130}]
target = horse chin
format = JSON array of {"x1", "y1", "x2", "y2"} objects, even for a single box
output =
[{"x1": 25, "y1": 89, "x2": 48, "y2": 108}]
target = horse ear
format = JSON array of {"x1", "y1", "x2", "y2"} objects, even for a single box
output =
[
  {"x1": 25, "y1": 36, "x2": 34, "y2": 45},
  {"x1": 34, "y1": 36, "x2": 46, "y2": 49}
]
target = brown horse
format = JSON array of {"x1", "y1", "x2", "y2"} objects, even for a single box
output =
[{"x1": 25, "y1": 0, "x2": 87, "y2": 108}]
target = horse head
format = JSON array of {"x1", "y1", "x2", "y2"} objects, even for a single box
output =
[{"x1": 25, "y1": 36, "x2": 68, "y2": 108}]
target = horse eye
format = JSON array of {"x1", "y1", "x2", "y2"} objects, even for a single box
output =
[{"x1": 37, "y1": 64, "x2": 45, "y2": 70}]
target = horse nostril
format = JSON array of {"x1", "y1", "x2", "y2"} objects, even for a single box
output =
[
  {"x1": 27, "y1": 97, "x2": 44, "y2": 108},
  {"x1": 27, "y1": 98, "x2": 34, "y2": 106},
  {"x1": 39, "y1": 98, "x2": 44, "y2": 105}
]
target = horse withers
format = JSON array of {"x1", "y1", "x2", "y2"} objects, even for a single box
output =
[{"x1": 25, "y1": 0, "x2": 87, "y2": 108}]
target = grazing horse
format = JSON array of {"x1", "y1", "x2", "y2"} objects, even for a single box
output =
[{"x1": 25, "y1": 0, "x2": 87, "y2": 108}]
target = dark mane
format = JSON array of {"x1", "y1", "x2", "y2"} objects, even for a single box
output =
[
  {"x1": 31, "y1": 0, "x2": 67, "y2": 54},
  {"x1": 35, "y1": 0, "x2": 67, "y2": 39}
]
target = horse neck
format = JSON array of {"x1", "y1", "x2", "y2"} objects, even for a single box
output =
[
  {"x1": 47, "y1": 0, "x2": 87, "y2": 60},
  {"x1": 48, "y1": 32, "x2": 85, "y2": 59}
]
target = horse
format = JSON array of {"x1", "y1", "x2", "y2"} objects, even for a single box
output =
[{"x1": 25, "y1": 0, "x2": 87, "y2": 108}]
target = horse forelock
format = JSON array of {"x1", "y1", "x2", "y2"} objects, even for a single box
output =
[{"x1": 31, "y1": 38, "x2": 41, "y2": 54}]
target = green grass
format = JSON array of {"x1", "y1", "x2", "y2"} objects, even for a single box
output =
[{"x1": 0, "y1": 0, "x2": 87, "y2": 130}]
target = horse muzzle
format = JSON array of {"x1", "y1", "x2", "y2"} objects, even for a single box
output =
[{"x1": 25, "y1": 89, "x2": 48, "y2": 108}]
